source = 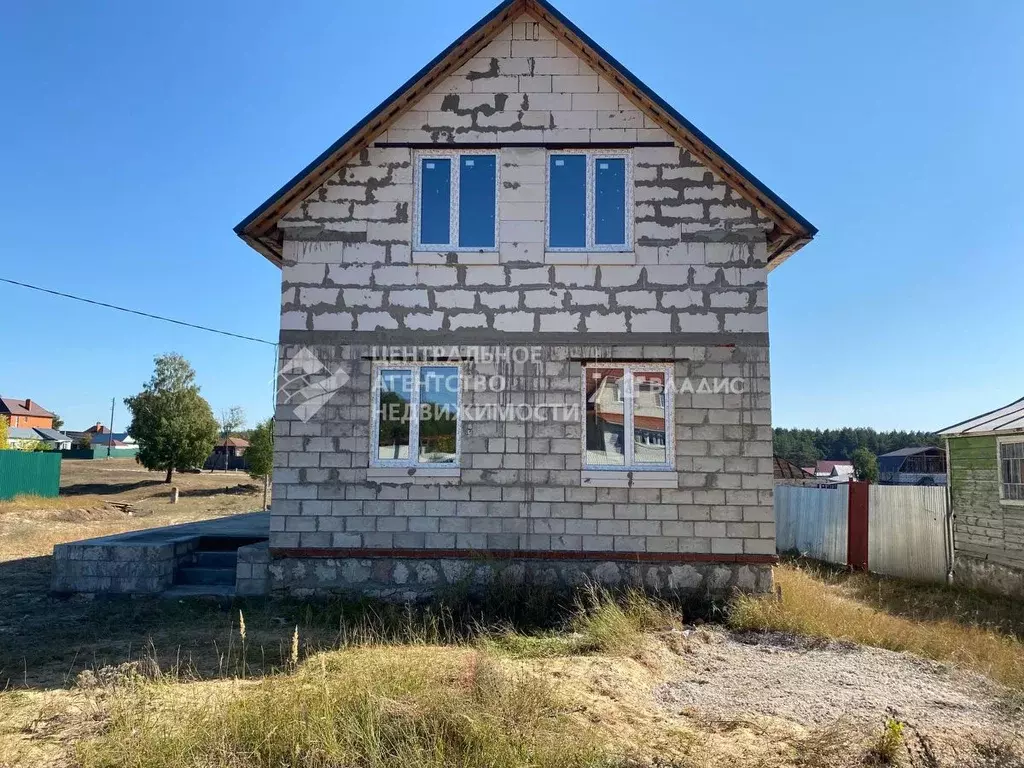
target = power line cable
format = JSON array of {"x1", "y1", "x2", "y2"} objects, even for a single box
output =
[{"x1": 0, "y1": 277, "x2": 277, "y2": 347}]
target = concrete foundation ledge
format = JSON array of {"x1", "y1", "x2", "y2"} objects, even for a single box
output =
[
  {"x1": 236, "y1": 541, "x2": 271, "y2": 596},
  {"x1": 267, "y1": 555, "x2": 772, "y2": 601},
  {"x1": 954, "y1": 554, "x2": 1024, "y2": 600},
  {"x1": 51, "y1": 540, "x2": 189, "y2": 595}
]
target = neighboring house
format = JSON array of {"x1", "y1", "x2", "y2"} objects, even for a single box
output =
[
  {"x1": 773, "y1": 456, "x2": 815, "y2": 484},
  {"x1": 812, "y1": 460, "x2": 855, "y2": 482},
  {"x1": 205, "y1": 437, "x2": 250, "y2": 470},
  {"x1": 7, "y1": 427, "x2": 72, "y2": 451},
  {"x1": 0, "y1": 397, "x2": 55, "y2": 430},
  {"x1": 939, "y1": 397, "x2": 1024, "y2": 599},
  {"x1": 234, "y1": 0, "x2": 816, "y2": 597},
  {"x1": 878, "y1": 446, "x2": 946, "y2": 486}
]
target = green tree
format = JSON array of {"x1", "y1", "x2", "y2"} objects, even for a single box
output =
[
  {"x1": 851, "y1": 447, "x2": 879, "y2": 484},
  {"x1": 246, "y1": 418, "x2": 274, "y2": 510},
  {"x1": 124, "y1": 353, "x2": 218, "y2": 483},
  {"x1": 0, "y1": 417, "x2": 7, "y2": 449},
  {"x1": 218, "y1": 406, "x2": 246, "y2": 471},
  {"x1": 50, "y1": 413, "x2": 64, "y2": 431}
]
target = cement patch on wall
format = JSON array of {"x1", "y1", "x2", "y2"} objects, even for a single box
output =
[
  {"x1": 267, "y1": 554, "x2": 772, "y2": 601},
  {"x1": 954, "y1": 554, "x2": 1024, "y2": 600}
]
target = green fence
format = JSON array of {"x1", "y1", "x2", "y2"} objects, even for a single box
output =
[
  {"x1": 0, "y1": 451, "x2": 62, "y2": 500},
  {"x1": 61, "y1": 446, "x2": 139, "y2": 460}
]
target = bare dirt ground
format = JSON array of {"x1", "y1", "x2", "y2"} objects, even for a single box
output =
[
  {"x1": 0, "y1": 462, "x2": 1021, "y2": 767},
  {"x1": 0, "y1": 458, "x2": 263, "y2": 689},
  {"x1": 657, "y1": 629, "x2": 1024, "y2": 766}
]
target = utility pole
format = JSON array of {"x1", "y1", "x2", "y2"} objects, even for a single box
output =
[{"x1": 107, "y1": 397, "x2": 115, "y2": 458}]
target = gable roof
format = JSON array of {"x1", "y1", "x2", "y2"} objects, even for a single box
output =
[
  {"x1": 939, "y1": 396, "x2": 1024, "y2": 437},
  {"x1": 774, "y1": 455, "x2": 813, "y2": 480},
  {"x1": 0, "y1": 397, "x2": 53, "y2": 419},
  {"x1": 234, "y1": 0, "x2": 816, "y2": 270},
  {"x1": 7, "y1": 427, "x2": 70, "y2": 442}
]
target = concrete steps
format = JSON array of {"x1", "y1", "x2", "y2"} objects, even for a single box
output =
[
  {"x1": 173, "y1": 547, "x2": 238, "y2": 593},
  {"x1": 161, "y1": 584, "x2": 235, "y2": 600}
]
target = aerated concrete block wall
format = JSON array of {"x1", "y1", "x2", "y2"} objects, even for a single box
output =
[{"x1": 265, "y1": 14, "x2": 777, "y2": 597}]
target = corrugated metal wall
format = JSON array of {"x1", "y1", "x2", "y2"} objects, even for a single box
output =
[
  {"x1": 775, "y1": 484, "x2": 849, "y2": 565},
  {"x1": 869, "y1": 485, "x2": 949, "y2": 583},
  {"x1": 0, "y1": 451, "x2": 61, "y2": 500}
]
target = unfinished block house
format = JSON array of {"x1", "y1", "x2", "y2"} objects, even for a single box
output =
[{"x1": 235, "y1": 0, "x2": 816, "y2": 598}]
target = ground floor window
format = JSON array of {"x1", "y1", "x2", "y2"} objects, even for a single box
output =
[
  {"x1": 583, "y1": 364, "x2": 673, "y2": 471},
  {"x1": 998, "y1": 438, "x2": 1024, "y2": 503},
  {"x1": 372, "y1": 364, "x2": 461, "y2": 468}
]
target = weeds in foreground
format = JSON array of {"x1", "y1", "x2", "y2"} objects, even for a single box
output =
[
  {"x1": 865, "y1": 718, "x2": 905, "y2": 766},
  {"x1": 484, "y1": 586, "x2": 681, "y2": 659},
  {"x1": 730, "y1": 564, "x2": 1024, "y2": 689},
  {"x1": 76, "y1": 647, "x2": 606, "y2": 768}
]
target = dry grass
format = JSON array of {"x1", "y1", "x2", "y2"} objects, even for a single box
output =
[
  {"x1": 730, "y1": 562, "x2": 1024, "y2": 689},
  {"x1": 75, "y1": 646, "x2": 607, "y2": 768}
]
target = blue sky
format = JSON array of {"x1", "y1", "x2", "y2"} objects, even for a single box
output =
[{"x1": 1, "y1": 1, "x2": 1021, "y2": 433}]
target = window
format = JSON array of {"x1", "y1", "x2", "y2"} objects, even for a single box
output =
[
  {"x1": 548, "y1": 151, "x2": 631, "y2": 251},
  {"x1": 372, "y1": 364, "x2": 461, "y2": 468},
  {"x1": 583, "y1": 364, "x2": 673, "y2": 470},
  {"x1": 998, "y1": 438, "x2": 1024, "y2": 503},
  {"x1": 414, "y1": 152, "x2": 498, "y2": 250}
]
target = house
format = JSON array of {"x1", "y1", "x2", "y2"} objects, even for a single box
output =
[
  {"x1": 939, "y1": 397, "x2": 1024, "y2": 599},
  {"x1": 1, "y1": 397, "x2": 55, "y2": 430},
  {"x1": 234, "y1": 0, "x2": 816, "y2": 597},
  {"x1": 811, "y1": 460, "x2": 855, "y2": 482},
  {"x1": 205, "y1": 437, "x2": 250, "y2": 470},
  {"x1": 7, "y1": 427, "x2": 72, "y2": 451},
  {"x1": 877, "y1": 446, "x2": 946, "y2": 486},
  {"x1": 773, "y1": 456, "x2": 815, "y2": 484}
]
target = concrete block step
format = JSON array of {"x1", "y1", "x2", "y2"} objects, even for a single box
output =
[
  {"x1": 193, "y1": 551, "x2": 238, "y2": 569},
  {"x1": 161, "y1": 584, "x2": 235, "y2": 600},
  {"x1": 176, "y1": 566, "x2": 235, "y2": 586}
]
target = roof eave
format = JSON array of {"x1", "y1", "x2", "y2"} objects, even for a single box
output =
[{"x1": 235, "y1": 0, "x2": 816, "y2": 268}]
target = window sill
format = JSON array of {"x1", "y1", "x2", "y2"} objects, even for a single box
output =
[
  {"x1": 367, "y1": 466, "x2": 461, "y2": 485},
  {"x1": 581, "y1": 470, "x2": 678, "y2": 489}
]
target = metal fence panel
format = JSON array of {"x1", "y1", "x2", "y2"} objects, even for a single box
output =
[
  {"x1": 775, "y1": 484, "x2": 849, "y2": 565},
  {"x1": 0, "y1": 451, "x2": 62, "y2": 500},
  {"x1": 868, "y1": 485, "x2": 949, "y2": 583}
]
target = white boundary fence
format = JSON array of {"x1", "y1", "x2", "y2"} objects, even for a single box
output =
[
  {"x1": 868, "y1": 485, "x2": 949, "y2": 582},
  {"x1": 775, "y1": 482, "x2": 951, "y2": 583},
  {"x1": 775, "y1": 485, "x2": 848, "y2": 564}
]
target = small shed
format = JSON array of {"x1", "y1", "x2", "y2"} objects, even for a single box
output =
[
  {"x1": 877, "y1": 446, "x2": 947, "y2": 486},
  {"x1": 939, "y1": 397, "x2": 1024, "y2": 598}
]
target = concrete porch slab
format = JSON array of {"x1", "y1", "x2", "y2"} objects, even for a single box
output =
[{"x1": 51, "y1": 512, "x2": 269, "y2": 596}]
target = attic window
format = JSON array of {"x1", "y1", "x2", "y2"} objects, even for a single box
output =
[
  {"x1": 414, "y1": 151, "x2": 498, "y2": 251},
  {"x1": 547, "y1": 150, "x2": 631, "y2": 251}
]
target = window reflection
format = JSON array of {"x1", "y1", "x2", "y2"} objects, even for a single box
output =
[
  {"x1": 633, "y1": 371, "x2": 667, "y2": 464},
  {"x1": 585, "y1": 367, "x2": 626, "y2": 466},
  {"x1": 419, "y1": 366, "x2": 459, "y2": 464},
  {"x1": 376, "y1": 369, "x2": 411, "y2": 461}
]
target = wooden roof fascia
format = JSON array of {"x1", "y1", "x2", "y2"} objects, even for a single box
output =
[
  {"x1": 237, "y1": 0, "x2": 816, "y2": 269},
  {"x1": 522, "y1": 0, "x2": 814, "y2": 267},
  {"x1": 239, "y1": 1, "x2": 525, "y2": 266}
]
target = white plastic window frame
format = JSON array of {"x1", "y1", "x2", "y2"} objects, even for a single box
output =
[
  {"x1": 546, "y1": 148, "x2": 633, "y2": 252},
  {"x1": 412, "y1": 149, "x2": 500, "y2": 252},
  {"x1": 997, "y1": 436, "x2": 1024, "y2": 506},
  {"x1": 370, "y1": 362, "x2": 463, "y2": 470},
  {"x1": 581, "y1": 363, "x2": 674, "y2": 472}
]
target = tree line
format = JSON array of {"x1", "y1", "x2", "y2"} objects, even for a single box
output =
[{"x1": 773, "y1": 427, "x2": 940, "y2": 469}]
